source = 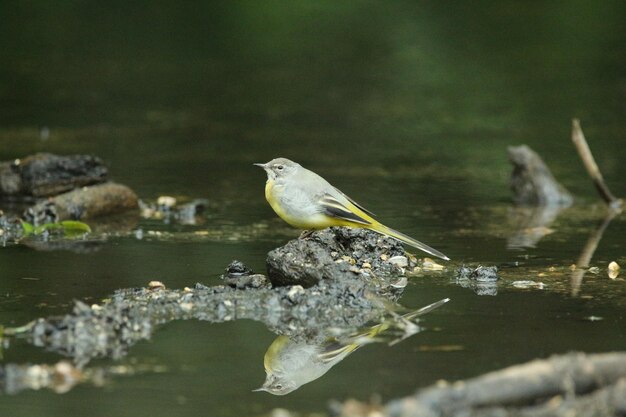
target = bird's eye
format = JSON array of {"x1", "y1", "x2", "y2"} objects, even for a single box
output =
[
  {"x1": 275, "y1": 384, "x2": 283, "y2": 390},
  {"x1": 276, "y1": 165, "x2": 284, "y2": 170}
]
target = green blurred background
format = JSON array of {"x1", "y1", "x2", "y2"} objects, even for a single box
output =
[{"x1": 1, "y1": 1, "x2": 625, "y2": 416}]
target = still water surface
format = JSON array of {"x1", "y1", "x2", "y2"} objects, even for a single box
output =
[{"x1": 1, "y1": 2, "x2": 625, "y2": 416}]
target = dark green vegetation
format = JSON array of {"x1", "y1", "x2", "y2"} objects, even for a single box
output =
[{"x1": 1, "y1": 1, "x2": 625, "y2": 416}]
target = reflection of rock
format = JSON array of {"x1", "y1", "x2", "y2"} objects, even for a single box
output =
[
  {"x1": 455, "y1": 265, "x2": 499, "y2": 296},
  {"x1": 24, "y1": 182, "x2": 139, "y2": 224},
  {"x1": 0, "y1": 360, "x2": 165, "y2": 396},
  {"x1": 508, "y1": 145, "x2": 573, "y2": 206},
  {"x1": 1, "y1": 361, "x2": 84, "y2": 395},
  {"x1": 266, "y1": 227, "x2": 410, "y2": 288},
  {"x1": 507, "y1": 205, "x2": 563, "y2": 249},
  {"x1": 21, "y1": 238, "x2": 106, "y2": 254},
  {"x1": 24, "y1": 274, "x2": 399, "y2": 366},
  {"x1": 0, "y1": 153, "x2": 107, "y2": 197},
  {"x1": 139, "y1": 198, "x2": 208, "y2": 226}
]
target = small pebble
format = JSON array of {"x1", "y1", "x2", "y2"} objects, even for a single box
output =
[
  {"x1": 423, "y1": 258, "x2": 445, "y2": 271},
  {"x1": 388, "y1": 255, "x2": 408, "y2": 268},
  {"x1": 157, "y1": 196, "x2": 177, "y2": 208},
  {"x1": 287, "y1": 285, "x2": 305, "y2": 302},
  {"x1": 608, "y1": 261, "x2": 620, "y2": 279},
  {"x1": 148, "y1": 281, "x2": 165, "y2": 290},
  {"x1": 390, "y1": 277, "x2": 408, "y2": 288},
  {"x1": 361, "y1": 262, "x2": 372, "y2": 269},
  {"x1": 179, "y1": 302, "x2": 194, "y2": 312}
]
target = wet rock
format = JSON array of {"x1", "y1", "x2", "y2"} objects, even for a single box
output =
[
  {"x1": 226, "y1": 274, "x2": 271, "y2": 290},
  {"x1": 0, "y1": 211, "x2": 23, "y2": 244},
  {"x1": 266, "y1": 227, "x2": 407, "y2": 288},
  {"x1": 0, "y1": 153, "x2": 107, "y2": 197},
  {"x1": 508, "y1": 145, "x2": 573, "y2": 206},
  {"x1": 455, "y1": 265, "x2": 500, "y2": 296},
  {"x1": 456, "y1": 265, "x2": 499, "y2": 282},
  {"x1": 221, "y1": 260, "x2": 270, "y2": 289},
  {"x1": 223, "y1": 260, "x2": 254, "y2": 277},
  {"x1": 23, "y1": 182, "x2": 138, "y2": 224}
]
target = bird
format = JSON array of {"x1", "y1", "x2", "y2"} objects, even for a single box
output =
[
  {"x1": 253, "y1": 298, "x2": 450, "y2": 395},
  {"x1": 254, "y1": 157, "x2": 449, "y2": 260}
]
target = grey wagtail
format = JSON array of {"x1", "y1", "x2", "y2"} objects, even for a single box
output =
[
  {"x1": 254, "y1": 298, "x2": 450, "y2": 395},
  {"x1": 254, "y1": 158, "x2": 449, "y2": 260}
]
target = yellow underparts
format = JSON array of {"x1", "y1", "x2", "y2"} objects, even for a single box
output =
[{"x1": 265, "y1": 179, "x2": 379, "y2": 230}]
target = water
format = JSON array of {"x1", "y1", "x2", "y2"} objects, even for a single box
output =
[{"x1": 1, "y1": 1, "x2": 626, "y2": 416}]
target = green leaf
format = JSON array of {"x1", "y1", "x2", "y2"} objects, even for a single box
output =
[
  {"x1": 20, "y1": 220, "x2": 91, "y2": 237},
  {"x1": 60, "y1": 221, "x2": 92, "y2": 234},
  {"x1": 20, "y1": 220, "x2": 34, "y2": 235},
  {"x1": 34, "y1": 223, "x2": 62, "y2": 235}
]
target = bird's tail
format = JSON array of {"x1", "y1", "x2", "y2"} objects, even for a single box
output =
[{"x1": 375, "y1": 224, "x2": 450, "y2": 261}]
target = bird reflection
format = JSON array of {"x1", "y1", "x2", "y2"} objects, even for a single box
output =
[{"x1": 254, "y1": 298, "x2": 449, "y2": 395}]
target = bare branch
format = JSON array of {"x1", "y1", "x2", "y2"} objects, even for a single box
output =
[{"x1": 571, "y1": 119, "x2": 622, "y2": 208}]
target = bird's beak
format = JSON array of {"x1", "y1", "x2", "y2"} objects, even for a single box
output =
[
  {"x1": 252, "y1": 387, "x2": 268, "y2": 392},
  {"x1": 253, "y1": 163, "x2": 266, "y2": 168}
]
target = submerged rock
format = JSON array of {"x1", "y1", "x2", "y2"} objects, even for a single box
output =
[
  {"x1": 508, "y1": 145, "x2": 573, "y2": 206},
  {"x1": 0, "y1": 153, "x2": 107, "y2": 197},
  {"x1": 266, "y1": 227, "x2": 409, "y2": 288}
]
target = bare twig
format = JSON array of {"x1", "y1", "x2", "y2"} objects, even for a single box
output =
[{"x1": 571, "y1": 119, "x2": 623, "y2": 209}]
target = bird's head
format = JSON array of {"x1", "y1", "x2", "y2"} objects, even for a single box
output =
[{"x1": 254, "y1": 157, "x2": 299, "y2": 181}]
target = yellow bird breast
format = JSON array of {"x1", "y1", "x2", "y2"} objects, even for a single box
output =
[{"x1": 265, "y1": 180, "x2": 339, "y2": 229}]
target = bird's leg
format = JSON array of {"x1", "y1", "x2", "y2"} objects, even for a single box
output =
[{"x1": 299, "y1": 229, "x2": 315, "y2": 239}]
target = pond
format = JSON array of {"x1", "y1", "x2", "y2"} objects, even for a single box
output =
[{"x1": 1, "y1": 2, "x2": 625, "y2": 416}]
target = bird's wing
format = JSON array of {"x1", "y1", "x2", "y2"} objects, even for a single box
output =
[
  {"x1": 317, "y1": 340, "x2": 360, "y2": 364},
  {"x1": 319, "y1": 194, "x2": 372, "y2": 225},
  {"x1": 333, "y1": 187, "x2": 376, "y2": 217}
]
